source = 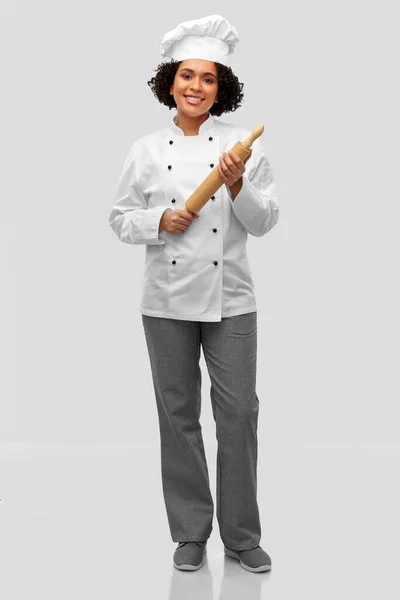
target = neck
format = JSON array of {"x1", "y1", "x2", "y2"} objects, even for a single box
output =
[{"x1": 175, "y1": 111, "x2": 210, "y2": 136}]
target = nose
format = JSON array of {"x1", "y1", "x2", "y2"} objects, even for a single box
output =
[{"x1": 190, "y1": 78, "x2": 202, "y2": 93}]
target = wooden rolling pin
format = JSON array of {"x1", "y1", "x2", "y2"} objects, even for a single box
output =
[{"x1": 184, "y1": 125, "x2": 264, "y2": 215}]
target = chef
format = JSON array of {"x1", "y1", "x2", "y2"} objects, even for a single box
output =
[{"x1": 108, "y1": 14, "x2": 278, "y2": 573}]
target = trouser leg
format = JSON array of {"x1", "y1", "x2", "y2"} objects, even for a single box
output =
[
  {"x1": 141, "y1": 314, "x2": 213, "y2": 542},
  {"x1": 201, "y1": 311, "x2": 261, "y2": 551}
]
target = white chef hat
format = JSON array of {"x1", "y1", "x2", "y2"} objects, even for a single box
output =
[{"x1": 160, "y1": 14, "x2": 239, "y2": 67}]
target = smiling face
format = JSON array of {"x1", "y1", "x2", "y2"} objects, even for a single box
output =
[{"x1": 169, "y1": 59, "x2": 219, "y2": 119}]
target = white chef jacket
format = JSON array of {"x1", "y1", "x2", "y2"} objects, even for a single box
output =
[{"x1": 108, "y1": 112, "x2": 279, "y2": 322}]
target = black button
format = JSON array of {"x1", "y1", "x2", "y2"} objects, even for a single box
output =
[
  {"x1": 209, "y1": 136, "x2": 213, "y2": 141},
  {"x1": 214, "y1": 261, "x2": 218, "y2": 266},
  {"x1": 213, "y1": 228, "x2": 217, "y2": 233},
  {"x1": 169, "y1": 140, "x2": 173, "y2": 144},
  {"x1": 168, "y1": 165, "x2": 172, "y2": 169},
  {"x1": 172, "y1": 260, "x2": 176, "y2": 265},
  {"x1": 211, "y1": 196, "x2": 215, "y2": 200},
  {"x1": 171, "y1": 198, "x2": 176, "y2": 203},
  {"x1": 210, "y1": 163, "x2": 214, "y2": 168}
]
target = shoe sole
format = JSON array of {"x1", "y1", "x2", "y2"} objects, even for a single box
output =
[
  {"x1": 224, "y1": 547, "x2": 271, "y2": 573},
  {"x1": 173, "y1": 547, "x2": 207, "y2": 571}
]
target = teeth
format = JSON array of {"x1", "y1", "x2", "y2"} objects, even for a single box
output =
[{"x1": 185, "y1": 96, "x2": 203, "y2": 101}]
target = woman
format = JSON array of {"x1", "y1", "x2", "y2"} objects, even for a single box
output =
[{"x1": 108, "y1": 15, "x2": 279, "y2": 573}]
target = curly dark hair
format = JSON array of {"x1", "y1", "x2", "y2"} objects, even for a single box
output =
[{"x1": 147, "y1": 59, "x2": 244, "y2": 116}]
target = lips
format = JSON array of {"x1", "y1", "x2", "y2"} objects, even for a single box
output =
[{"x1": 184, "y1": 95, "x2": 204, "y2": 104}]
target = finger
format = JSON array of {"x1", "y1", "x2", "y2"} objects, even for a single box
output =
[
  {"x1": 219, "y1": 167, "x2": 234, "y2": 186},
  {"x1": 227, "y1": 150, "x2": 241, "y2": 164},
  {"x1": 219, "y1": 156, "x2": 229, "y2": 175},
  {"x1": 228, "y1": 150, "x2": 248, "y2": 167},
  {"x1": 222, "y1": 151, "x2": 236, "y2": 171},
  {"x1": 221, "y1": 153, "x2": 237, "y2": 176},
  {"x1": 218, "y1": 161, "x2": 229, "y2": 183},
  {"x1": 226, "y1": 151, "x2": 246, "y2": 175}
]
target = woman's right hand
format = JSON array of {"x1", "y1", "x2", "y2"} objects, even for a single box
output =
[{"x1": 159, "y1": 209, "x2": 199, "y2": 234}]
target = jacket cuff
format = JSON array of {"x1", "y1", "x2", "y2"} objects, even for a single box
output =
[
  {"x1": 143, "y1": 207, "x2": 172, "y2": 245},
  {"x1": 228, "y1": 176, "x2": 279, "y2": 237},
  {"x1": 228, "y1": 175, "x2": 264, "y2": 221}
]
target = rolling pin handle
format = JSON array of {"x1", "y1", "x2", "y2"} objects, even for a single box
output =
[{"x1": 242, "y1": 125, "x2": 265, "y2": 149}]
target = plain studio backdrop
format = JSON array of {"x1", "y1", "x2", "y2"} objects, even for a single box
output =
[{"x1": 2, "y1": 1, "x2": 400, "y2": 599}]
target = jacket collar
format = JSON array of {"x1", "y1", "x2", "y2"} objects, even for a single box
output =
[{"x1": 170, "y1": 112, "x2": 215, "y2": 136}]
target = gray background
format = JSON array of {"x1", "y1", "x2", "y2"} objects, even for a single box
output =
[{"x1": 2, "y1": 1, "x2": 400, "y2": 598}]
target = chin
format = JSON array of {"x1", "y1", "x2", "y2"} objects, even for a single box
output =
[{"x1": 180, "y1": 103, "x2": 210, "y2": 116}]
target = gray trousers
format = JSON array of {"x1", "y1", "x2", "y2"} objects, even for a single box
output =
[{"x1": 141, "y1": 311, "x2": 261, "y2": 552}]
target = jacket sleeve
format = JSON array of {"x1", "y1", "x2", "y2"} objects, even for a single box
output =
[
  {"x1": 108, "y1": 144, "x2": 172, "y2": 245},
  {"x1": 227, "y1": 136, "x2": 280, "y2": 237}
]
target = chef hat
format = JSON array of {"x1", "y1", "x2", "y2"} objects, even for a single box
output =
[{"x1": 160, "y1": 14, "x2": 239, "y2": 67}]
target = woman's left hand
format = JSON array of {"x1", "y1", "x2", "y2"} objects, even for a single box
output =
[{"x1": 218, "y1": 149, "x2": 253, "y2": 186}]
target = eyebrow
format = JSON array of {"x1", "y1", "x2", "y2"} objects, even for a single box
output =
[{"x1": 179, "y1": 68, "x2": 217, "y2": 78}]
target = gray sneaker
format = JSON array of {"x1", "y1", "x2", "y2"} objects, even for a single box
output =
[
  {"x1": 224, "y1": 545, "x2": 272, "y2": 572},
  {"x1": 173, "y1": 541, "x2": 207, "y2": 571}
]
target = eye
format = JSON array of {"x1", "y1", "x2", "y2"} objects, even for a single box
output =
[{"x1": 181, "y1": 74, "x2": 214, "y2": 83}]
